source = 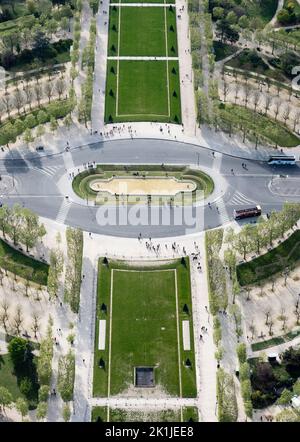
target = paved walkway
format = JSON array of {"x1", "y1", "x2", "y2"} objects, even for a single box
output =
[
  {"x1": 72, "y1": 234, "x2": 98, "y2": 422},
  {"x1": 191, "y1": 239, "x2": 217, "y2": 422},
  {"x1": 269, "y1": 0, "x2": 284, "y2": 27},
  {"x1": 176, "y1": 0, "x2": 197, "y2": 137}
]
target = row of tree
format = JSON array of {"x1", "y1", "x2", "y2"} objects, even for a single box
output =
[
  {"x1": 225, "y1": 203, "x2": 300, "y2": 260},
  {"x1": 78, "y1": 17, "x2": 96, "y2": 125},
  {"x1": 0, "y1": 77, "x2": 67, "y2": 122},
  {"x1": 0, "y1": 204, "x2": 46, "y2": 251},
  {"x1": 64, "y1": 227, "x2": 83, "y2": 313},
  {"x1": 0, "y1": 98, "x2": 74, "y2": 147}
]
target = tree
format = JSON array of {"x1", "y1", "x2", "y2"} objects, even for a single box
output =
[
  {"x1": 276, "y1": 388, "x2": 293, "y2": 405},
  {"x1": 54, "y1": 78, "x2": 66, "y2": 100},
  {"x1": 37, "y1": 322, "x2": 53, "y2": 385},
  {"x1": 34, "y1": 83, "x2": 43, "y2": 107},
  {"x1": 276, "y1": 408, "x2": 300, "y2": 422},
  {"x1": 12, "y1": 304, "x2": 23, "y2": 336},
  {"x1": 37, "y1": 110, "x2": 48, "y2": 125},
  {"x1": 38, "y1": 385, "x2": 49, "y2": 402},
  {"x1": 62, "y1": 403, "x2": 71, "y2": 422},
  {"x1": 0, "y1": 387, "x2": 13, "y2": 413},
  {"x1": 19, "y1": 208, "x2": 46, "y2": 252},
  {"x1": 13, "y1": 89, "x2": 24, "y2": 115},
  {"x1": 15, "y1": 397, "x2": 28, "y2": 421},
  {"x1": 236, "y1": 343, "x2": 246, "y2": 364},
  {"x1": 0, "y1": 205, "x2": 10, "y2": 238},
  {"x1": 36, "y1": 401, "x2": 48, "y2": 421},
  {"x1": 47, "y1": 247, "x2": 64, "y2": 299},
  {"x1": 8, "y1": 337, "x2": 28, "y2": 368},
  {"x1": 57, "y1": 350, "x2": 75, "y2": 402},
  {"x1": 50, "y1": 116, "x2": 58, "y2": 132},
  {"x1": 0, "y1": 298, "x2": 9, "y2": 331},
  {"x1": 31, "y1": 312, "x2": 40, "y2": 339}
]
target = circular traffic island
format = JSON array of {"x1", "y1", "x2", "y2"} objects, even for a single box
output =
[{"x1": 72, "y1": 164, "x2": 214, "y2": 205}]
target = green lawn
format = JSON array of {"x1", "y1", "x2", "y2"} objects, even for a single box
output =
[
  {"x1": 251, "y1": 328, "x2": 300, "y2": 352},
  {"x1": 105, "y1": 60, "x2": 181, "y2": 123},
  {"x1": 0, "y1": 352, "x2": 39, "y2": 409},
  {"x1": 93, "y1": 259, "x2": 196, "y2": 398},
  {"x1": 118, "y1": 60, "x2": 168, "y2": 116},
  {"x1": 120, "y1": 7, "x2": 166, "y2": 56},
  {"x1": 237, "y1": 230, "x2": 300, "y2": 286},
  {"x1": 0, "y1": 238, "x2": 49, "y2": 285},
  {"x1": 105, "y1": 4, "x2": 181, "y2": 124},
  {"x1": 0, "y1": 354, "x2": 24, "y2": 401},
  {"x1": 108, "y1": 6, "x2": 178, "y2": 57}
]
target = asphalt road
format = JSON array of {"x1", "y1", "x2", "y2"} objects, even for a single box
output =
[{"x1": 1, "y1": 139, "x2": 300, "y2": 237}]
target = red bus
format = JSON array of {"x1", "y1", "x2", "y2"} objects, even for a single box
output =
[{"x1": 233, "y1": 205, "x2": 262, "y2": 220}]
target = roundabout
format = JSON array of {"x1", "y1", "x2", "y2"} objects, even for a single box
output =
[{"x1": 0, "y1": 138, "x2": 299, "y2": 238}]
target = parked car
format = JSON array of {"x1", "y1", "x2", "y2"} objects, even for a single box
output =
[{"x1": 36, "y1": 145, "x2": 44, "y2": 151}]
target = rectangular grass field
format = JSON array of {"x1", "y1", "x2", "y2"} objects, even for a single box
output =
[
  {"x1": 105, "y1": 60, "x2": 181, "y2": 123},
  {"x1": 105, "y1": 4, "x2": 181, "y2": 123},
  {"x1": 93, "y1": 259, "x2": 196, "y2": 398}
]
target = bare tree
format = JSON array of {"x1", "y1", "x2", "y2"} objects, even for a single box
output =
[
  {"x1": 34, "y1": 83, "x2": 43, "y2": 107},
  {"x1": 12, "y1": 305, "x2": 23, "y2": 336},
  {"x1": 273, "y1": 99, "x2": 281, "y2": 121},
  {"x1": 13, "y1": 88, "x2": 25, "y2": 115},
  {"x1": 31, "y1": 312, "x2": 40, "y2": 340},
  {"x1": 24, "y1": 84, "x2": 34, "y2": 111},
  {"x1": 243, "y1": 83, "x2": 252, "y2": 108},
  {"x1": 264, "y1": 310, "x2": 271, "y2": 325},
  {"x1": 222, "y1": 80, "x2": 230, "y2": 102},
  {"x1": 2, "y1": 94, "x2": 11, "y2": 118},
  {"x1": 252, "y1": 90, "x2": 261, "y2": 113},
  {"x1": 264, "y1": 95, "x2": 272, "y2": 116},
  {"x1": 282, "y1": 105, "x2": 291, "y2": 127},
  {"x1": 54, "y1": 78, "x2": 66, "y2": 100},
  {"x1": 293, "y1": 110, "x2": 300, "y2": 132},
  {"x1": 0, "y1": 100, "x2": 5, "y2": 123},
  {"x1": 233, "y1": 82, "x2": 241, "y2": 104},
  {"x1": 249, "y1": 322, "x2": 256, "y2": 339},
  {"x1": 44, "y1": 81, "x2": 54, "y2": 104},
  {"x1": 268, "y1": 319, "x2": 274, "y2": 336}
]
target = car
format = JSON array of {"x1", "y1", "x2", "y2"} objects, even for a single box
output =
[{"x1": 35, "y1": 145, "x2": 44, "y2": 151}]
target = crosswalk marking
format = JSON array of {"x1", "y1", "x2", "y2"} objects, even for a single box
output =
[
  {"x1": 55, "y1": 199, "x2": 70, "y2": 224},
  {"x1": 229, "y1": 191, "x2": 257, "y2": 206},
  {"x1": 39, "y1": 165, "x2": 61, "y2": 177}
]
